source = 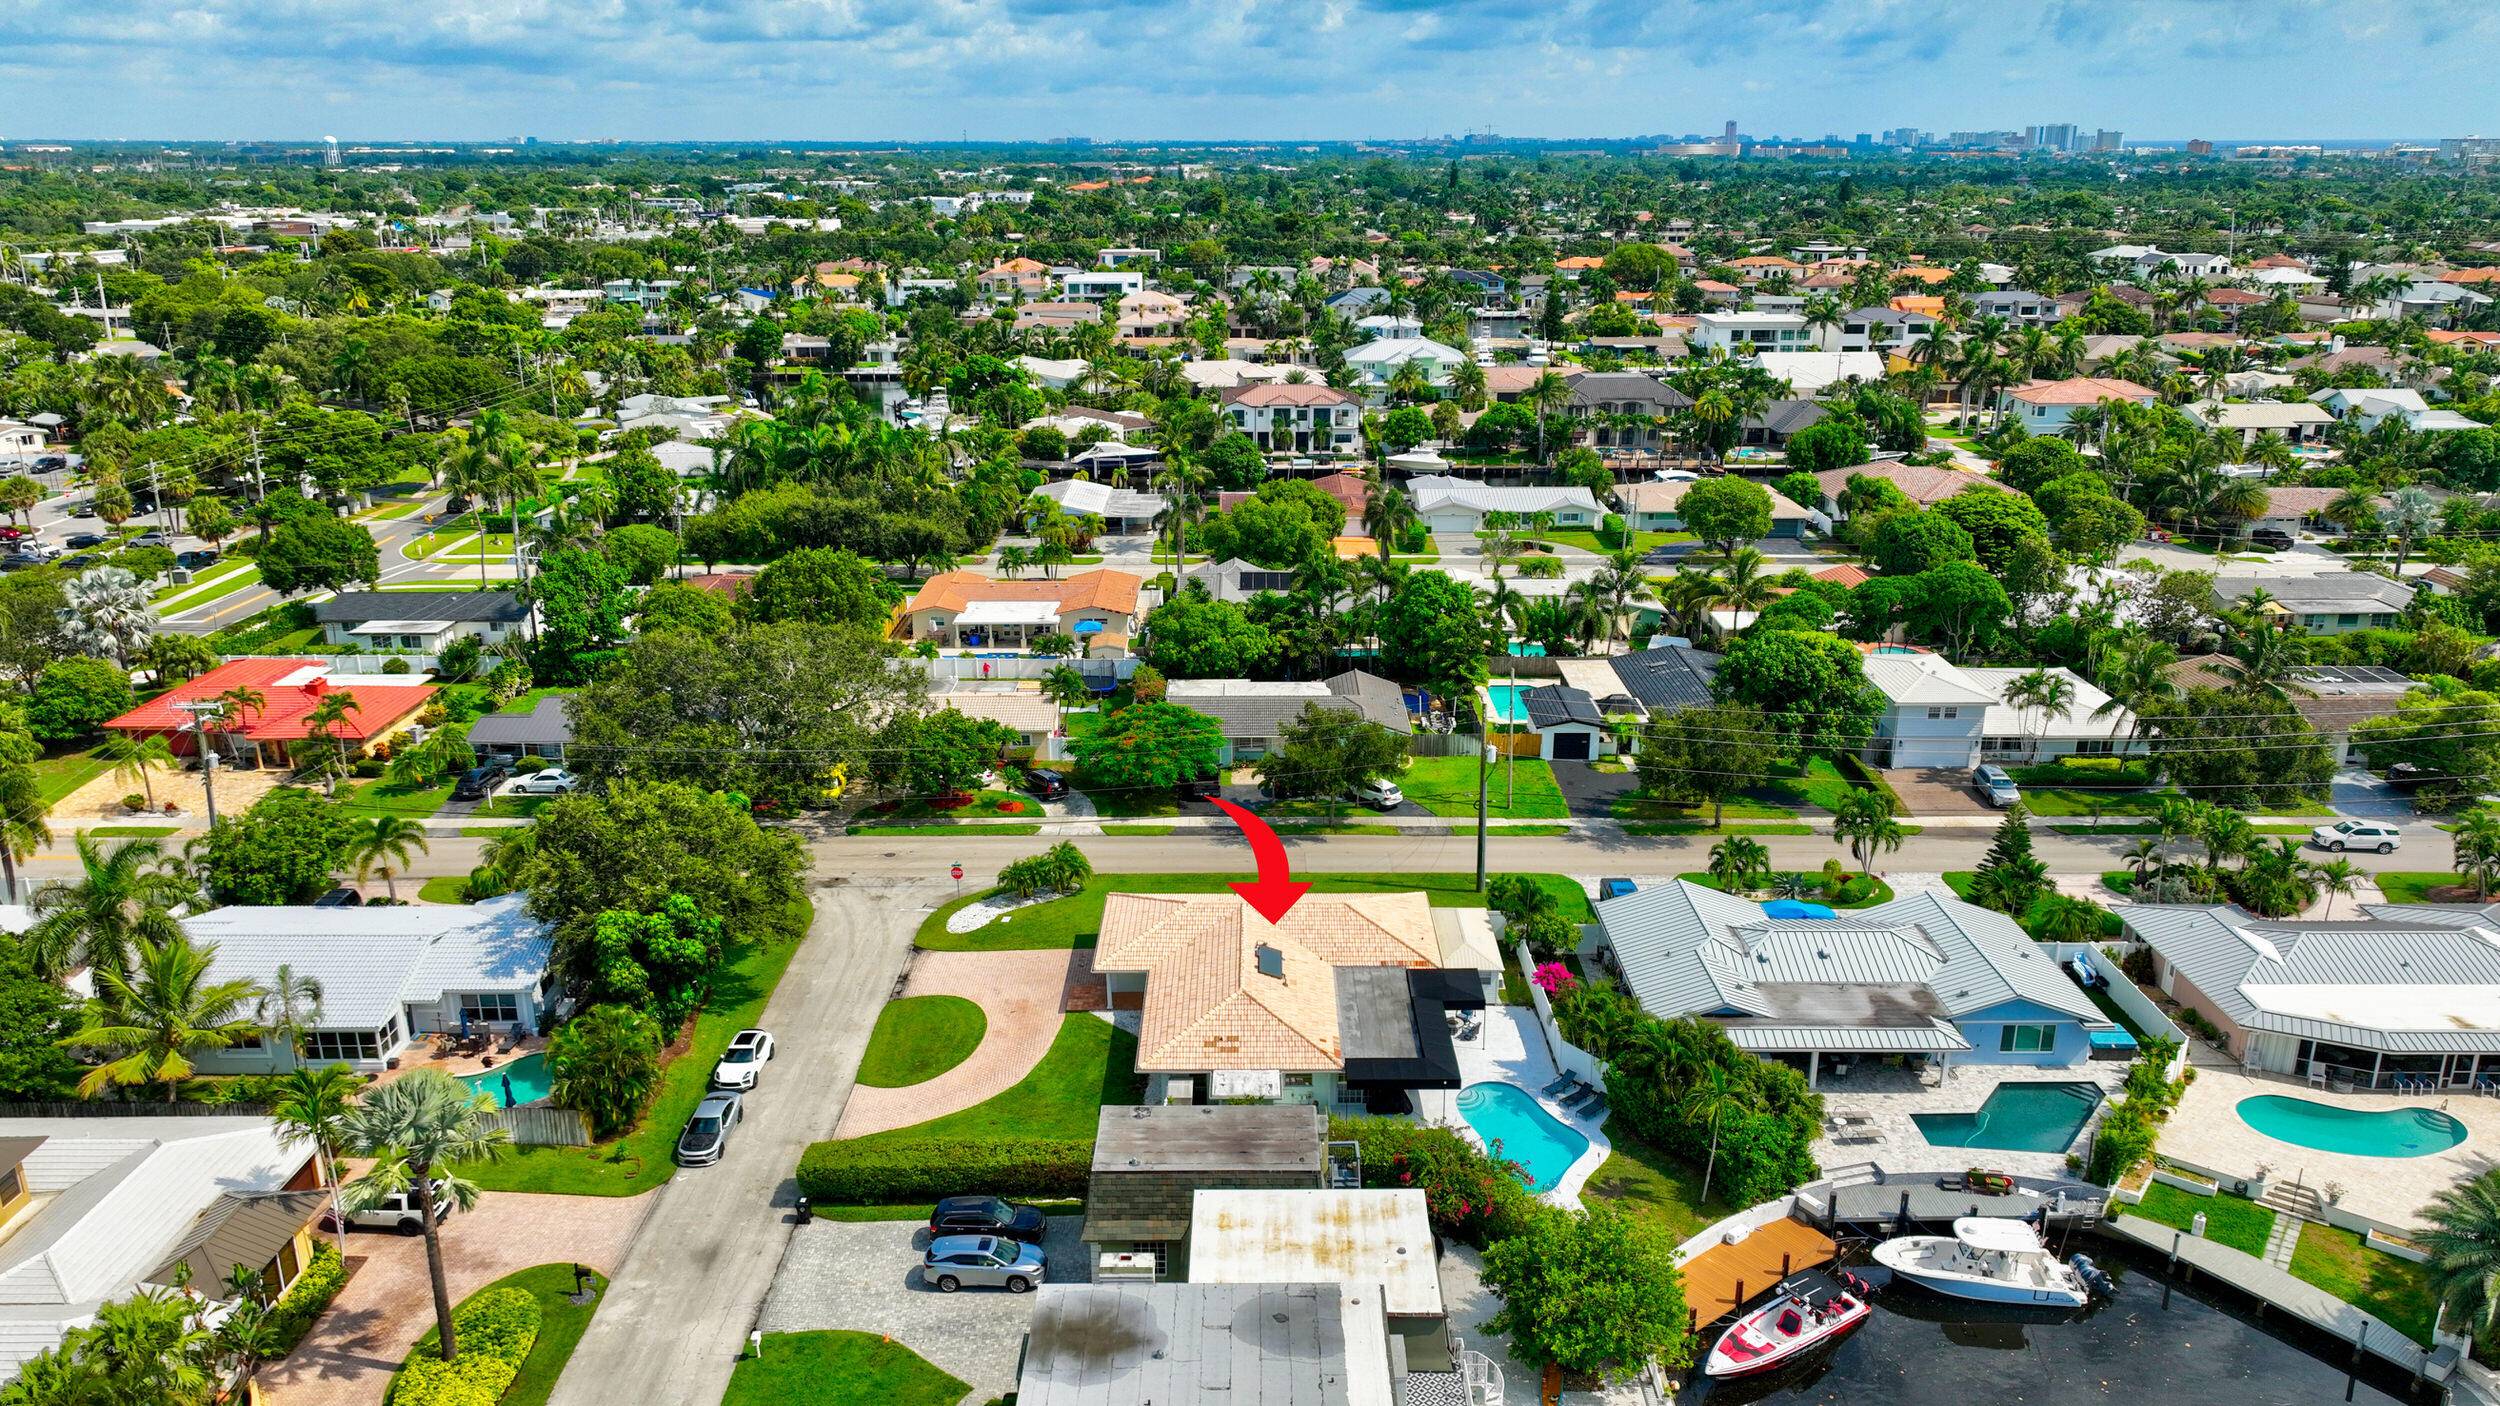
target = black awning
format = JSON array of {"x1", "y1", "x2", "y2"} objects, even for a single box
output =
[{"x1": 1342, "y1": 971, "x2": 1464, "y2": 1090}]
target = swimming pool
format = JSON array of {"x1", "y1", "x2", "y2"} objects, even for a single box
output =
[
  {"x1": 1483, "y1": 683, "x2": 1536, "y2": 724},
  {"x1": 455, "y1": 1053, "x2": 551, "y2": 1109},
  {"x1": 1456, "y1": 1082, "x2": 1590, "y2": 1193},
  {"x1": 2236, "y1": 1095, "x2": 2468, "y2": 1159},
  {"x1": 1911, "y1": 1081, "x2": 2103, "y2": 1154}
]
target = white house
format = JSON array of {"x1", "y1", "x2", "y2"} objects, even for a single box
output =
[
  {"x1": 1960, "y1": 666, "x2": 2142, "y2": 764},
  {"x1": 310, "y1": 590, "x2": 530, "y2": 651},
  {"x1": 1998, "y1": 376, "x2": 2159, "y2": 434},
  {"x1": 2310, "y1": 387, "x2": 2489, "y2": 435},
  {"x1": 185, "y1": 895, "x2": 555, "y2": 1073},
  {"x1": 1407, "y1": 475, "x2": 1602, "y2": 534},
  {"x1": 0, "y1": 420, "x2": 44, "y2": 461},
  {"x1": 1754, "y1": 351, "x2": 1886, "y2": 396},
  {"x1": 1971, "y1": 290, "x2": 2065, "y2": 326},
  {"x1": 1521, "y1": 685, "x2": 1618, "y2": 761},
  {"x1": 1691, "y1": 311, "x2": 1814, "y2": 356},
  {"x1": 1819, "y1": 307, "x2": 1936, "y2": 355},
  {"x1": 1343, "y1": 337, "x2": 1467, "y2": 392},
  {"x1": 1060, "y1": 269, "x2": 1146, "y2": 302},
  {"x1": 2185, "y1": 400, "x2": 2338, "y2": 448},
  {"x1": 1859, "y1": 652, "x2": 1994, "y2": 768},
  {"x1": 1221, "y1": 383, "x2": 1365, "y2": 454}
]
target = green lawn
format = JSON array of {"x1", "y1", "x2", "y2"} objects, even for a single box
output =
[
  {"x1": 468, "y1": 793, "x2": 551, "y2": 820},
  {"x1": 397, "y1": 1264, "x2": 609, "y2": 1406},
  {"x1": 334, "y1": 776, "x2": 458, "y2": 818},
  {"x1": 916, "y1": 871, "x2": 1590, "y2": 953},
  {"x1": 1621, "y1": 821, "x2": 1815, "y2": 836},
  {"x1": 855, "y1": 822, "x2": 1044, "y2": 836},
  {"x1": 88, "y1": 824, "x2": 179, "y2": 837},
  {"x1": 1403, "y1": 755, "x2": 1572, "y2": 820},
  {"x1": 856, "y1": 995, "x2": 988, "y2": 1089},
  {"x1": 2374, "y1": 872, "x2": 2474, "y2": 905},
  {"x1": 1677, "y1": 872, "x2": 1895, "y2": 909},
  {"x1": 2055, "y1": 822, "x2": 2312, "y2": 836},
  {"x1": 1611, "y1": 757, "x2": 1856, "y2": 824},
  {"x1": 1533, "y1": 528, "x2": 1695, "y2": 555},
  {"x1": 1940, "y1": 871, "x2": 2124, "y2": 939},
  {"x1": 151, "y1": 557, "x2": 254, "y2": 605},
  {"x1": 856, "y1": 788, "x2": 1042, "y2": 823},
  {"x1": 1579, "y1": 1119, "x2": 1739, "y2": 1242},
  {"x1": 723, "y1": 1332, "x2": 967, "y2": 1406},
  {"x1": 467, "y1": 903, "x2": 809, "y2": 1195},
  {"x1": 30, "y1": 746, "x2": 111, "y2": 805},
  {"x1": 419, "y1": 875, "x2": 471, "y2": 904},
  {"x1": 848, "y1": 1013, "x2": 1138, "y2": 1147},
  {"x1": 2289, "y1": 1222, "x2": 2439, "y2": 1345},
  {"x1": 2129, "y1": 1183, "x2": 2277, "y2": 1257},
  {"x1": 1099, "y1": 823, "x2": 1177, "y2": 836},
  {"x1": 498, "y1": 687, "x2": 580, "y2": 714}
]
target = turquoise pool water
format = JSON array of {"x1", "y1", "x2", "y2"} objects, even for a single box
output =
[
  {"x1": 456, "y1": 1053, "x2": 551, "y2": 1108},
  {"x1": 2237, "y1": 1095, "x2": 2468, "y2": 1158},
  {"x1": 1911, "y1": 1081, "x2": 2103, "y2": 1154},
  {"x1": 1456, "y1": 1082, "x2": 1589, "y2": 1193},
  {"x1": 1484, "y1": 683, "x2": 1536, "y2": 723}
]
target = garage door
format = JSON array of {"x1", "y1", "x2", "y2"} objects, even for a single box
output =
[{"x1": 1552, "y1": 731, "x2": 1593, "y2": 761}]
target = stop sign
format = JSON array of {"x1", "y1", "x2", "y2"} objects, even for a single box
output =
[{"x1": 950, "y1": 864, "x2": 964, "y2": 881}]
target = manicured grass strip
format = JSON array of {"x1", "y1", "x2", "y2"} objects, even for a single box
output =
[
  {"x1": 419, "y1": 875, "x2": 471, "y2": 903},
  {"x1": 1099, "y1": 824, "x2": 1176, "y2": 836},
  {"x1": 333, "y1": 777, "x2": 458, "y2": 817},
  {"x1": 1272, "y1": 822, "x2": 1403, "y2": 835},
  {"x1": 2129, "y1": 1183, "x2": 2276, "y2": 1258},
  {"x1": 1941, "y1": 871, "x2": 2124, "y2": 939},
  {"x1": 1621, "y1": 821, "x2": 1815, "y2": 836},
  {"x1": 2053, "y1": 822, "x2": 2312, "y2": 835},
  {"x1": 916, "y1": 871, "x2": 1591, "y2": 952},
  {"x1": 2288, "y1": 1221, "x2": 2438, "y2": 1345},
  {"x1": 1533, "y1": 528, "x2": 1695, "y2": 554},
  {"x1": 854, "y1": 1013, "x2": 1137, "y2": 1145},
  {"x1": 396, "y1": 1264, "x2": 609, "y2": 1406},
  {"x1": 467, "y1": 900, "x2": 809, "y2": 1195},
  {"x1": 856, "y1": 995, "x2": 988, "y2": 1089},
  {"x1": 1579, "y1": 1118, "x2": 1739, "y2": 1243},
  {"x1": 853, "y1": 822, "x2": 1044, "y2": 836},
  {"x1": 30, "y1": 748, "x2": 111, "y2": 806},
  {"x1": 2374, "y1": 871, "x2": 2477, "y2": 905},
  {"x1": 468, "y1": 793, "x2": 551, "y2": 820},
  {"x1": 724, "y1": 1331, "x2": 967, "y2": 1406},
  {"x1": 1457, "y1": 824, "x2": 1572, "y2": 836},
  {"x1": 1402, "y1": 754, "x2": 1572, "y2": 819},
  {"x1": 88, "y1": 824, "x2": 178, "y2": 837},
  {"x1": 1677, "y1": 871, "x2": 1894, "y2": 909}
]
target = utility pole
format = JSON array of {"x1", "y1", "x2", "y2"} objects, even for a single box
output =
[
  {"x1": 1474, "y1": 740, "x2": 1493, "y2": 893},
  {"x1": 173, "y1": 702, "x2": 221, "y2": 828}
]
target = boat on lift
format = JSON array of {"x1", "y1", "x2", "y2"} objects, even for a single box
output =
[
  {"x1": 1702, "y1": 1269, "x2": 1877, "y2": 1379},
  {"x1": 1872, "y1": 1217, "x2": 2095, "y2": 1307}
]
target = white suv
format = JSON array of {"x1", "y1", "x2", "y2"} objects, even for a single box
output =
[
  {"x1": 1355, "y1": 778, "x2": 1406, "y2": 810},
  {"x1": 2311, "y1": 820, "x2": 2400, "y2": 854}
]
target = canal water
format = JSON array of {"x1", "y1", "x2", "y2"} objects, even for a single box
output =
[{"x1": 1678, "y1": 1238, "x2": 2418, "y2": 1405}]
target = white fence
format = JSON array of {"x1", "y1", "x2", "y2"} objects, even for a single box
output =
[
  {"x1": 1517, "y1": 937, "x2": 1609, "y2": 1088},
  {"x1": 483, "y1": 1104, "x2": 590, "y2": 1146},
  {"x1": 2043, "y1": 940, "x2": 2190, "y2": 1062},
  {"x1": 218, "y1": 652, "x2": 446, "y2": 675},
  {"x1": 906, "y1": 655, "x2": 1135, "y2": 684}
]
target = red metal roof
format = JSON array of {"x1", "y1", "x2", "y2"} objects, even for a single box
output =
[{"x1": 106, "y1": 658, "x2": 437, "y2": 743}]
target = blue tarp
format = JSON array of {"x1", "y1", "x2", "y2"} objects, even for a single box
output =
[{"x1": 1762, "y1": 900, "x2": 1837, "y2": 919}]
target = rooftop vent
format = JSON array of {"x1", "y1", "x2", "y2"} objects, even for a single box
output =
[{"x1": 1255, "y1": 944, "x2": 1285, "y2": 979}]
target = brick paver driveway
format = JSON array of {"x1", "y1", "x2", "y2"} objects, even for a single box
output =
[
  {"x1": 1883, "y1": 767, "x2": 1994, "y2": 817},
  {"x1": 835, "y1": 948, "x2": 1075, "y2": 1137},
  {"x1": 262, "y1": 1190, "x2": 651, "y2": 1406}
]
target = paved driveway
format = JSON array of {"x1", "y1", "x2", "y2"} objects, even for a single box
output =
[
  {"x1": 1549, "y1": 760, "x2": 1634, "y2": 820},
  {"x1": 758, "y1": 1215, "x2": 1090, "y2": 1396},
  {"x1": 545, "y1": 881, "x2": 929, "y2": 1406},
  {"x1": 1882, "y1": 768, "x2": 1994, "y2": 817},
  {"x1": 1644, "y1": 534, "x2": 1826, "y2": 567},
  {"x1": 836, "y1": 948, "x2": 1074, "y2": 1137},
  {"x1": 262, "y1": 1192, "x2": 651, "y2": 1406}
]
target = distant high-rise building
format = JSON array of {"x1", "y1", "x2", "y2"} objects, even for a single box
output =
[
  {"x1": 2442, "y1": 136, "x2": 2500, "y2": 165},
  {"x1": 2092, "y1": 129, "x2": 2123, "y2": 152},
  {"x1": 2187, "y1": 139, "x2": 2215, "y2": 156},
  {"x1": 2030, "y1": 123, "x2": 2080, "y2": 153},
  {"x1": 1724, "y1": 120, "x2": 1738, "y2": 141}
]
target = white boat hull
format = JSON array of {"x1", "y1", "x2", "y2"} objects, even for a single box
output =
[{"x1": 1872, "y1": 1235, "x2": 2089, "y2": 1308}]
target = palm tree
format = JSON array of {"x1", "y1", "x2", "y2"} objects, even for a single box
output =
[
  {"x1": 212, "y1": 685, "x2": 268, "y2": 764},
  {"x1": 0, "y1": 762, "x2": 52, "y2": 906},
  {"x1": 1524, "y1": 370, "x2": 1574, "y2": 463},
  {"x1": 2001, "y1": 668, "x2": 2077, "y2": 764},
  {"x1": 338, "y1": 1070, "x2": 513, "y2": 1363},
  {"x1": 2385, "y1": 485, "x2": 2440, "y2": 575},
  {"x1": 66, "y1": 935, "x2": 265, "y2": 1101},
  {"x1": 301, "y1": 694, "x2": 363, "y2": 797},
  {"x1": 1710, "y1": 546, "x2": 1778, "y2": 618},
  {"x1": 2031, "y1": 894, "x2": 2105, "y2": 943},
  {"x1": 1707, "y1": 836, "x2": 1771, "y2": 893},
  {"x1": 2219, "y1": 625, "x2": 2310, "y2": 700},
  {"x1": 2422, "y1": 1169, "x2": 2500, "y2": 1336},
  {"x1": 1832, "y1": 789, "x2": 1904, "y2": 875},
  {"x1": 1675, "y1": 1062, "x2": 1753, "y2": 1206},
  {"x1": 347, "y1": 815, "x2": 430, "y2": 902},
  {"x1": 2124, "y1": 837, "x2": 2163, "y2": 882},
  {"x1": 2094, "y1": 638, "x2": 2179, "y2": 750},
  {"x1": 271, "y1": 1063, "x2": 362, "y2": 1256},
  {"x1": 2457, "y1": 807, "x2": 2500, "y2": 899},
  {"x1": 2309, "y1": 857, "x2": 2362, "y2": 918},
  {"x1": 23, "y1": 834, "x2": 189, "y2": 983},
  {"x1": 254, "y1": 965, "x2": 324, "y2": 1059},
  {"x1": 97, "y1": 733, "x2": 176, "y2": 812}
]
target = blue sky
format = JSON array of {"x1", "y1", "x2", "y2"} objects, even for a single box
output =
[{"x1": 2, "y1": 0, "x2": 2493, "y2": 143}]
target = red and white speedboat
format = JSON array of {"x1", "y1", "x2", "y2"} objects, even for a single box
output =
[{"x1": 1702, "y1": 1270, "x2": 1875, "y2": 1379}]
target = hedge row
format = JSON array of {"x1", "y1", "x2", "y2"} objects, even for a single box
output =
[
  {"x1": 796, "y1": 1136, "x2": 1090, "y2": 1205},
  {"x1": 392, "y1": 1288, "x2": 541, "y2": 1406},
  {"x1": 266, "y1": 1243, "x2": 348, "y2": 1356}
]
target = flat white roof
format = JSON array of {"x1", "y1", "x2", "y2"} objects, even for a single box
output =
[
  {"x1": 1188, "y1": 1188, "x2": 1443, "y2": 1318},
  {"x1": 956, "y1": 600, "x2": 1064, "y2": 627},
  {"x1": 349, "y1": 619, "x2": 456, "y2": 634},
  {"x1": 2246, "y1": 984, "x2": 2500, "y2": 1034}
]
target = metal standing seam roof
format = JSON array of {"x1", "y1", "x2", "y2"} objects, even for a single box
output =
[
  {"x1": 1162, "y1": 671, "x2": 1408, "y2": 742},
  {"x1": 310, "y1": 590, "x2": 526, "y2": 625},
  {"x1": 465, "y1": 694, "x2": 576, "y2": 747},
  {"x1": 2209, "y1": 572, "x2": 2416, "y2": 615},
  {"x1": 1033, "y1": 479, "x2": 1171, "y2": 520},
  {"x1": 1404, "y1": 475, "x2": 1603, "y2": 518},
  {"x1": 1719, "y1": 1023, "x2": 1972, "y2": 1053},
  {"x1": 2126, "y1": 903, "x2": 2500, "y2": 1051}
]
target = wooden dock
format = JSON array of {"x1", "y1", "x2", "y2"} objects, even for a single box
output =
[
  {"x1": 2102, "y1": 1213, "x2": 2457, "y2": 1383},
  {"x1": 1679, "y1": 1216, "x2": 1837, "y2": 1324}
]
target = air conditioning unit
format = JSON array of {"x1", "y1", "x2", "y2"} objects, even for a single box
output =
[{"x1": 1098, "y1": 1252, "x2": 1159, "y2": 1282}]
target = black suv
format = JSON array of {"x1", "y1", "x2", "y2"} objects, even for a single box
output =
[
  {"x1": 1175, "y1": 774, "x2": 1221, "y2": 802},
  {"x1": 929, "y1": 1195, "x2": 1047, "y2": 1244},
  {"x1": 452, "y1": 763, "x2": 511, "y2": 801},
  {"x1": 2249, "y1": 527, "x2": 2296, "y2": 551},
  {"x1": 1022, "y1": 768, "x2": 1070, "y2": 800}
]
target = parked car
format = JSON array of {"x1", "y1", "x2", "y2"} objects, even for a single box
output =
[
  {"x1": 928, "y1": 1195, "x2": 1047, "y2": 1245},
  {"x1": 1354, "y1": 777, "x2": 1405, "y2": 810},
  {"x1": 712, "y1": 1028, "x2": 775, "y2": 1089},
  {"x1": 2311, "y1": 819, "x2": 2401, "y2": 854},
  {"x1": 0, "y1": 553, "x2": 44, "y2": 571},
  {"x1": 452, "y1": 763, "x2": 511, "y2": 801},
  {"x1": 128, "y1": 530, "x2": 172, "y2": 549},
  {"x1": 921, "y1": 1234, "x2": 1045, "y2": 1294},
  {"x1": 1174, "y1": 774, "x2": 1221, "y2": 802},
  {"x1": 1971, "y1": 764, "x2": 2021, "y2": 809},
  {"x1": 32, "y1": 456, "x2": 65, "y2": 473},
  {"x1": 176, "y1": 550, "x2": 220, "y2": 570},
  {"x1": 2384, "y1": 763, "x2": 2452, "y2": 793},
  {"x1": 1599, "y1": 878, "x2": 1638, "y2": 900},
  {"x1": 63, "y1": 531, "x2": 105, "y2": 549},
  {"x1": 675, "y1": 1091, "x2": 742, "y2": 1166},
  {"x1": 507, "y1": 767, "x2": 580, "y2": 795},
  {"x1": 336, "y1": 1181, "x2": 453, "y2": 1235},
  {"x1": 66, "y1": 500, "x2": 94, "y2": 518},
  {"x1": 2248, "y1": 527, "x2": 2296, "y2": 551},
  {"x1": 1022, "y1": 768, "x2": 1069, "y2": 800}
]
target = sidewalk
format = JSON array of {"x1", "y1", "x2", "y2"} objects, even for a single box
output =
[{"x1": 829, "y1": 810, "x2": 2356, "y2": 835}]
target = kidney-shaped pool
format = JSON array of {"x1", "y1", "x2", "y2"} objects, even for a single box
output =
[{"x1": 2235, "y1": 1094, "x2": 2467, "y2": 1158}]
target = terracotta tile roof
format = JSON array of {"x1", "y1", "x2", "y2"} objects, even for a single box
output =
[
  {"x1": 107, "y1": 658, "x2": 436, "y2": 744},
  {"x1": 1691, "y1": 279, "x2": 1739, "y2": 293},
  {"x1": 1222, "y1": 383, "x2": 1361, "y2": 408},
  {"x1": 2201, "y1": 287, "x2": 2266, "y2": 305},
  {"x1": 1729, "y1": 255, "x2": 1803, "y2": 270},
  {"x1": 2006, "y1": 376, "x2": 2159, "y2": 406},
  {"x1": 1093, "y1": 892, "x2": 1443, "y2": 1072},
  {"x1": 1814, "y1": 460, "x2": 1994, "y2": 507},
  {"x1": 1894, "y1": 267, "x2": 1954, "y2": 285},
  {"x1": 1888, "y1": 295, "x2": 1946, "y2": 316},
  {"x1": 2440, "y1": 268, "x2": 2500, "y2": 284},
  {"x1": 903, "y1": 569, "x2": 1143, "y2": 618},
  {"x1": 1813, "y1": 564, "x2": 1872, "y2": 586},
  {"x1": 1555, "y1": 255, "x2": 1606, "y2": 270}
]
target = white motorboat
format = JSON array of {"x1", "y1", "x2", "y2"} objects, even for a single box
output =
[{"x1": 1871, "y1": 1217, "x2": 2094, "y2": 1307}]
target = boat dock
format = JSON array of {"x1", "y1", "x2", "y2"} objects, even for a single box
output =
[
  {"x1": 2102, "y1": 1212, "x2": 2458, "y2": 1384},
  {"x1": 1799, "y1": 1165, "x2": 2108, "y2": 1231},
  {"x1": 1679, "y1": 1217, "x2": 1837, "y2": 1324}
]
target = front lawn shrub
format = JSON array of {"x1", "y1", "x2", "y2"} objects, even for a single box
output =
[
  {"x1": 796, "y1": 1136, "x2": 1090, "y2": 1204},
  {"x1": 392, "y1": 1286, "x2": 541, "y2": 1406},
  {"x1": 264, "y1": 1243, "x2": 347, "y2": 1355}
]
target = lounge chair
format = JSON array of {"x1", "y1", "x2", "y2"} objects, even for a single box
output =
[
  {"x1": 1540, "y1": 1073, "x2": 1578, "y2": 1096},
  {"x1": 1577, "y1": 1096, "x2": 1608, "y2": 1122},
  {"x1": 2479, "y1": 1075, "x2": 2499, "y2": 1097}
]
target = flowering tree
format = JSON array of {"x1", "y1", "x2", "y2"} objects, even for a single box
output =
[{"x1": 1531, "y1": 962, "x2": 1577, "y2": 994}]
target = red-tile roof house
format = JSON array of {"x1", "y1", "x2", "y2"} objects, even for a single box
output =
[{"x1": 107, "y1": 658, "x2": 437, "y2": 767}]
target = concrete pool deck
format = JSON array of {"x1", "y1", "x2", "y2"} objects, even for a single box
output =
[
  {"x1": 2156, "y1": 1064, "x2": 2500, "y2": 1230},
  {"x1": 1440, "y1": 1004, "x2": 1611, "y2": 1207},
  {"x1": 1816, "y1": 1063, "x2": 2130, "y2": 1181}
]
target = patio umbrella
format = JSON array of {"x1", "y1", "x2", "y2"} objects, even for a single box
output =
[
  {"x1": 459, "y1": 1012, "x2": 472, "y2": 1044},
  {"x1": 500, "y1": 1073, "x2": 517, "y2": 1109}
]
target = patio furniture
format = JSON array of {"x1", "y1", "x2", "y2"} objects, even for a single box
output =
[
  {"x1": 2479, "y1": 1075, "x2": 2500, "y2": 1097},
  {"x1": 498, "y1": 1024, "x2": 523, "y2": 1053},
  {"x1": 1539, "y1": 1073, "x2": 1578, "y2": 1096},
  {"x1": 2308, "y1": 1067, "x2": 2328, "y2": 1090},
  {"x1": 1577, "y1": 1096, "x2": 1608, "y2": 1123}
]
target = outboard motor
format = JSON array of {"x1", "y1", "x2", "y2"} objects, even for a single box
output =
[{"x1": 2068, "y1": 1252, "x2": 2116, "y2": 1299}]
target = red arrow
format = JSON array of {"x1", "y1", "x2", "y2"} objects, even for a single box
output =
[{"x1": 1210, "y1": 798, "x2": 1311, "y2": 924}]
